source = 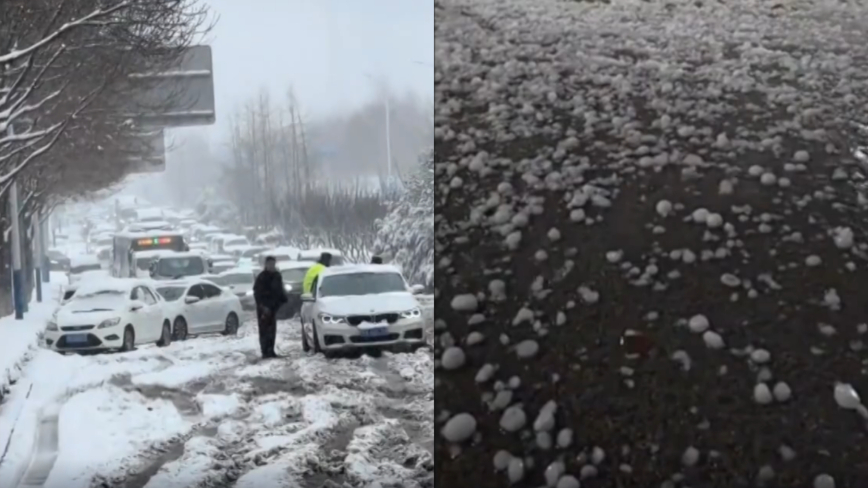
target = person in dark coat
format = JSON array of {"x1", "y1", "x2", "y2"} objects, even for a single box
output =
[
  {"x1": 370, "y1": 256, "x2": 383, "y2": 264},
  {"x1": 253, "y1": 256, "x2": 287, "y2": 358}
]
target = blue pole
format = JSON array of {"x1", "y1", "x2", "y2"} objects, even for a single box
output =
[{"x1": 34, "y1": 218, "x2": 42, "y2": 302}]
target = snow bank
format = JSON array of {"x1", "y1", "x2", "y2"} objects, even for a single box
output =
[
  {"x1": 374, "y1": 149, "x2": 434, "y2": 289},
  {"x1": 46, "y1": 385, "x2": 192, "y2": 487},
  {"x1": 0, "y1": 279, "x2": 63, "y2": 404}
]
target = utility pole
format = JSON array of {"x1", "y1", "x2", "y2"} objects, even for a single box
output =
[
  {"x1": 40, "y1": 212, "x2": 49, "y2": 282},
  {"x1": 33, "y1": 217, "x2": 42, "y2": 303},
  {"x1": 8, "y1": 177, "x2": 23, "y2": 319}
]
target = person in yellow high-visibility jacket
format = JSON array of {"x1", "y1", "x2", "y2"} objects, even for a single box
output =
[{"x1": 302, "y1": 252, "x2": 333, "y2": 294}]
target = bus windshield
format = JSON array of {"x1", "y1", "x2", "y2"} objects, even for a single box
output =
[{"x1": 113, "y1": 233, "x2": 186, "y2": 278}]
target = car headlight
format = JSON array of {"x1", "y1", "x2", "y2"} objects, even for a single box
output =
[
  {"x1": 319, "y1": 313, "x2": 345, "y2": 324},
  {"x1": 284, "y1": 283, "x2": 293, "y2": 292},
  {"x1": 401, "y1": 308, "x2": 422, "y2": 319},
  {"x1": 97, "y1": 317, "x2": 121, "y2": 329},
  {"x1": 46, "y1": 321, "x2": 58, "y2": 331}
]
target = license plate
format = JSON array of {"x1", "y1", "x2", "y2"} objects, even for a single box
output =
[
  {"x1": 65, "y1": 333, "x2": 89, "y2": 344},
  {"x1": 360, "y1": 327, "x2": 389, "y2": 338}
]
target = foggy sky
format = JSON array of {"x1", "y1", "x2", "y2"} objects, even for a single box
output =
[{"x1": 202, "y1": 0, "x2": 433, "y2": 137}]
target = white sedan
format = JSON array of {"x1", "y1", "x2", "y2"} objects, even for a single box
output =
[
  {"x1": 299, "y1": 264, "x2": 427, "y2": 356},
  {"x1": 45, "y1": 279, "x2": 173, "y2": 353},
  {"x1": 154, "y1": 277, "x2": 243, "y2": 341}
]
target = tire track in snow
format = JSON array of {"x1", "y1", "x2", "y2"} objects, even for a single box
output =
[{"x1": 14, "y1": 407, "x2": 59, "y2": 488}]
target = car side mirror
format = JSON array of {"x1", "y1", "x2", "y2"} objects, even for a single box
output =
[
  {"x1": 185, "y1": 295, "x2": 200, "y2": 304},
  {"x1": 410, "y1": 284, "x2": 425, "y2": 295},
  {"x1": 301, "y1": 293, "x2": 314, "y2": 302},
  {"x1": 129, "y1": 301, "x2": 144, "y2": 312}
]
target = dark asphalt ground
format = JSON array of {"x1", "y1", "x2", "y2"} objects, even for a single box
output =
[{"x1": 433, "y1": 1, "x2": 868, "y2": 487}]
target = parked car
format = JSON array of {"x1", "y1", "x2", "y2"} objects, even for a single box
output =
[
  {"x1": 276, "y1": 260, "x2": 315, "y2": 319},
  {"x1": 67, "y1": 255, "x2": 105, "y2": 284},
  {"x1": 209, "y1": 269, "x2": 257, "y2": 310},
  {"x1": 47, "y1": 249, "x2": 70, "y2": 271},
  {"x1": 150, "y1": 252, "x2": 210, "y2": 280},
  {"x1": 45, "y1": 279, "x2": 173, "y2": 352},
  {"x1": 154, "y1": 278, "x2": 243, "y2": 340},
  {"x1": 299, "y1": 264, "x2": 427, "y2": 356}
]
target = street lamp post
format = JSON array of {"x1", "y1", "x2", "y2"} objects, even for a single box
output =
[{"x1": 363, "y1": 72, "x2": 392, "y2": 179}]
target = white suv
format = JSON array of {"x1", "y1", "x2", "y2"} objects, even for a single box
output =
[{"x1": 300, "y1": 265, "x2": 426, "y2": 355}]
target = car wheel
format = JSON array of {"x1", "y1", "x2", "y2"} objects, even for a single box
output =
[
  {"x1": 223, "y1": 312, "x2": 239, "y2": 336},
  {"x1": 301, "y1": 320, "x2": 311, "y2": 352},
  {"x1": 120, "y1": 326, "x2": 135, "y2": 352},
  {"x1": 157, "y1": 320, "x2": 172, "y2": 347},
  {"x1": 173, "y1": 317, "x2": 188, "y2": 341}
]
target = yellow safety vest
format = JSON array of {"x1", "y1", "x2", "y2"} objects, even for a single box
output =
[{"x1": 302, "y1": 263, "x2": 325, "y2": 294}]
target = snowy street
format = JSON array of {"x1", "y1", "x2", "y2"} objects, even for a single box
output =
[{"x1": 0, "y1": 315, "x2": 434, "y2": 488}]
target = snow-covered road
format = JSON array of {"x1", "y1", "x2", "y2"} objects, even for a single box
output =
[{"x1": 0, "y1": 316, "x2": 434, "y2": 488}]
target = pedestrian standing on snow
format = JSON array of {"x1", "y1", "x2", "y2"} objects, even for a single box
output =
[
  {"x1": 253, "y1": 256, "x2": 287, "y2": 359},
  {"x1": 302, "y1": 252, "x2": 332, "y2": 295}
]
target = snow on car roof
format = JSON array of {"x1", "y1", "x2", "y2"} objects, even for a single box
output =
[
  {"x1": 298, "y1": 248, "x2": 342, "y2": 258},
  {"x1": 157, "y1": 251, "x2": 205, "y2": 260},
  {"x1": 75, "y1": 278, "x2": 143, "y2": 295},
  {"x1": 268, "y1": 245, "x2": 300, "y2": 255},
  {"x1": 133, "y1": 249, "x2": 178, "y2": 259},
  {"x1": 319, "y1": 264, "x2": 402, "y2": 278},
  {"x1": 69, "y1": 254, "x2": 101, "y2": 266},
  {"x1": 218, "y1": 267, "x2": 255, "y2": 276},
  {"x1": 277, "y1": 260, "x2": 315, "y2": 270},
  {"x1": 115, "y1": 229, "x2": 184, "y2": 239}
]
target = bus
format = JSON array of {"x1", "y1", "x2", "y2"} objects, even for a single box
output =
[{"x1": 112, "y1": 229, "x2": 187, "y2": 278}]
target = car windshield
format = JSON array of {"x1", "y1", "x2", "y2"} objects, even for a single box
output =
[
  {"x1": 221, "y1": 273, "x2": 252, "y2": 285},
  {"x1": 62, "y1": 290, "x2": 75, "y2": 301},
  {"x1": 280, "y1": 267, "x2": 308, "y2": 283},
  {"x1": 71, "y1": 264, "x2": 101, "y2": 274},
  {"x1": 156, "y1": 286, "x2": 186, "y2": 302},
  {"x1": 71, "y1": 289, "x2": 126, "y2": 308},
  {"x1": 319, "y1": 272, "x2": 406, "y2": 297},
  {"x1": 136, "y1": 258, "x2": 154, "y2": 271},
  {"x1": 242, "y1": 248, "x2": 264, "y2": 258},
  {"x1": 225, "y1": 238, "x2": 247, "y2": 247},
  {"x1": 156, "y1": 257, "x2": 205, "y2": 277},
  {"x1": 212, "y1": 263, "x2": 234, "y2": 273}
]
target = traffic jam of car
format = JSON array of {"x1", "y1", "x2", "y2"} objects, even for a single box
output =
[{"x1": 46, "y1": 200, "x2": 429, "y2": 358}]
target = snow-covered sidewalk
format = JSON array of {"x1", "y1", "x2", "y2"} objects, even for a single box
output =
[{"x1": 0, "y1": 275, "x2": 65, "y2": 400}]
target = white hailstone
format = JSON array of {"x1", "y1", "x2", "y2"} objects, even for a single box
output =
[
  {"x1": 570, "y1": 209, "x2": 586, "y2": 222},
  {"x1": 516, "y1": 340, "x2": 540, "y2": 359},
  {"x1": 591, "y1": 446, "x2": 605, "y2": 464},
  {"x1": 706, "y1": 213, "x2": 723, "y2": 228},
  {"x1": 450, "y1": 294, "x2": 478, "y2": 312},
  {"x1": 757, "y1": 465, "x2": 775, "y2": 482},
  {"x1": 556, "y1": 476, "x2": 580, "y2": 488},
  {"x1": 548, "y1": 228, "x2": 562, "y2": 242},
  {"x1": 720, "y1": 273, "x2": 741, "y2": 287},
  {"x1": 656, "y1": 199, "x2": 673, "y2": 217},
  {"x1": 779, "y1": 444, "x2": 797, "y2": 461},
  {"x1": 682, "y1": 249, "x2": 697, "y2": 263},
  {"x1": 833, "y1": 226, "x2": 854, "y2": 249},
  {"x1": 606, "y1": 250, "x2": 623, "y2": 263},
  {"x1": 556, "y1": 311, "x2": 567, "y2": 326},
  {"x1": 824, "y1": 289, "x2": 841, "y2": 310},
  {"x1": 544, "y1": 461, "x2": 565, "y2": 487},
  {"x1": 475, "y1": 364, "x2": 496, "y2": 383},
  {"x1": 718, "y1": 179, "x2": 734, "y2": 195},
  {"x1": 692, "y1": 208, "x2": 710, "y2": 223},
  {"x1": 493, "y1": 450, "x2": 513, "y2": 471},
  {"x1": 760, "y1": 172, "x2": 777, "y2": 186},
  {"x1": 556, "y1": 428, "x2": 573, "y2": 448},
  {"x1": 688, "y1": 314, "x2": 710, "y2": 333},
  {"x1": 533, "y1": 401, "x2": 558, "y2": 431},
  {"x1": 778, "y1": 177, "x2": 791, "y2": 188},
  {"x1": 834, "y1": 382, "x2": 862, "y2": 410},
  {"x1": 794, "y1": 150, "x2": 810, "y2": 163},
  {"x1": 773, "y1": 382, "x2": 792, "y2": 402},
  {"x1": 748, "y1": 165, "x2": 765, "y2": 176},
  {"x1": 536, "y1": 431, "x2": 553, "y2": 450},
  {"x1": 467, "y1": 331, "x2": 485, "y2": 345},
  {"x1": 805, "y1": 255, "x2": 822, "y2": 266},
  {"x1": 578, "y1": 286, "x2": 599, "y2": 304},
  {"x1": 754, "y1": 383, "x2": 773, "y2": 404},
  {"x1": 702, "y1": 330, "x2": 725, "y2": 349},
  {"x1": 681, "y1": 446, "x2": 700, "y2": 466},
  {"x1": 750, "y1": 348, "x2": 771, "y2": 364},
  {"x1": 442, "y1": 413, "x2": 477, "y2": 442},
  {"x1": 507, "y1": 457, "x2": 525, "y2": 483},
  {"x1": 491, "y1": 390, "x2": 513, "y2": 410},
  {"x1": 513, "y1": 307, "x2": 534, "y2": 325},
  {"x1": 535, "y1": 250, "x2": 549, "y2": 261},
  {"x1": 814, "y1": 474, "x2": 836, "y2": 488},
  {"x1": 505, "y1": 231, "x2": 523, "y2": 250},
  {"x1": 441, "y1": 347, "x2": 467, "y2": 370},
  {"x1": 500, "y1": 405, "x2": 527, "y2": 431}
]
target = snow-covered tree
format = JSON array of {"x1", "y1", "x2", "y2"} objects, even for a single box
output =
[{"x1": 374, "y1": 148, "x2": 433, "y2": 288}]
